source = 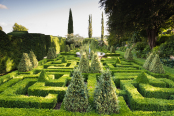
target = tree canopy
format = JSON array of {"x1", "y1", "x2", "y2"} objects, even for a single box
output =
[
  {"x1": 99, "y1": 0, "x2": 174, "y2": 49},
  {"x1": 12, "y1": 23, "x2": 28, "y2": 31}
]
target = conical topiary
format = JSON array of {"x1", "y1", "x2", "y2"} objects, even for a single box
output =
[
  {"x1": 110, "y1": 46, "x2": 115, "y2": 53},
  {"x1": 65, "y1": 45, "x2": 70, "y2": 52},
  {"x1": 61, "y1": 56, "x2": 67, "y2": 63},
  {"x1": 143, "y1": 52, "x2": 155, "y2": 70},
  {"x1": 135, "y1": 72, "x2": 149, "y2": 84},
  {"x1": 70, "y1": 44, "x2": 74, "y2": 50},
  {"x1": 107, "y1": 45, "x2": 110, "y2": 51},
  {"x1": 149, "y1": 54, "x2": 165, "y2": 74},
  {"x1": 90, "y1": 50, "x2": 94, "y2": 60},
  {"x1": 124, "y1": 48, "x2": 129, "y2": 59},
  {"x1": 28, "y1": 50, "x2": 38, "y2": 68},
  {"x1": 18, "y1": 53, "x2": 33, "y2": 72},
  {"x1": 90, "y1": 52, "x2": 102, "y2": 73},
  {"x1": 126, "y1": 49, "x2": 133, "y2": 60},
  {"x1": 52, "y1": 47, "x2": 57, "y2": 58},
  {"x1": 115, "y1": 57, "x2": 121, "y2": 64},
  {"x1": 38, "y1": 70, "x2": 51, "y2": 82},
  {"x1": 93, "y1": 69, "x2": 119, "y2": 114},
  {"x1": 63, "y1": 67, "x2": 92, "y2": 113},
  {"x1": 79, "y1": 52, "x2": 89, "y2": 73},
  {"x1": 47, "y1": 47, "x2": 56, "y2": 59}
]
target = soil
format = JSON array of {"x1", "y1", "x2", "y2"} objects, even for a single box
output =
[{"x1": 54, "y1": 102, "x2": 62, "y2": 110}]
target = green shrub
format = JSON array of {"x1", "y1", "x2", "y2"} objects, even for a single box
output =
[
  {"x1": 93, "y1": 69, "x2": 119, "y2": 114},
  {"x1": 18, "y1": 53, "x2": 33, "y2": 72},
  {"x1": 70, "y1": 44, "x2": 74, "y2": 50},
  {"x1": 115, "y1": 57, "x2": 121, "y2": 64},
  {"x1": 135, "y1": 72, "x2": 149, "y2": 84},
  {"x1": 61, "y1": 56, "x2": 67, "y2": 63},
  {"x1": 149, "y1": 54, "x2": 165, "y2": 74},
  {"x1": 90, "y1": 52, "x2": 102, "y2": 73},
  {"x1": 63, "y1": 67, "x2": 92, "y2": 113},
  {"x1": 107, "y1": 45, "x2": 110, "y2": 51},
  {"x1": 124, "y1": 48, "x2": 129, "y2": 59},
  {"x1": 38, "y1": 70, "x2": 51, "y2": 82},
  {"x1": 65, "y1": 45, "x2": 70, "y2": 52},
  {"x1": 110, "y1": 46, "x2": 115, "y2": 53},
  {"x1": 90, "y1": 50, "x2": 94, "y2": 60},
  {"x1": 78, "y1": 52, "x2": 89, "y2": 73},
  {"x1": 28, "y1": 50, "x2": 38, "y2": 68},
  {"x1": 47, "y1": 47, "x2": 56, "y2": 59},
  {"x1": 143, "y1": 52, "x2": 155, "y2": 70},
  {"x1": 126, "y1": 49, "x2": 133, "y2": 60}
]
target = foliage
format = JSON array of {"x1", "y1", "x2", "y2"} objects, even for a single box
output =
[
  {"x1": 12, "y1": 23, "x2": 28, "y2": 31},
  {"x1": 125, "y1": 49, "x2": 133, "y2": 60},
  {"x1": 65, "y1": 33, "x2": 84, "y2": 47},
  {"x1": 65, "y1": 45, "x2": 70, "y2": 52},
  {"x1": 110, "y1": 46, "x2": 115, "y2": 53},
  {"x1": 47, "y1": 47, "x2": 56, "y2": 59},
  {"x1": 135, "y1": 72, "x2": 149, "y2": 84},
  {"x1": 78, "y1": 52, "x2": 89, "y2": 73},
  {"x1": 124, "y1": 48, "x2": 129, "y2": 59},
  {"x1": 68, "y1": 8, "x2": 73, "y2": 34},
  {"x1": 61, "y1": 56, "x2": 67, "y2": 63},
  {"x1": 90, "y1": 52, "x2": 102, "y2": 73},
  {"x1": 131, "y1": 31, "x2": 142, "y2": 43},
  {"x1": 70, "y1": 44, "x2": 75, "y2": 50},
  {"x1": 28, "y1": 50, "x2": 38, "y2": 68},
  {"x1": 18, "y1": 53, "x2": 32, "y2": 72},
  {"x1": 101, "y1": 12, "x2": 104, "y2": 41},
  {"x1": 63, "y1": 67, "x2": 92, "y2": 113},
  {"x1": 38, "y1": 70, "x2": 51, "y2": 82},
  {"x1": 0, "y1": 26, "x2": 2, "y2": 31},
  {"x1": 88, "y1": 14, "x2": 92, "y2": 38},
  {"x1": 160, "y1": 58, "x2": 174, "y2": 68},
  {"x1": 93, "y1": 69, "x2": 119, "y2": 114},
  {"x1": 149, "y1": 54, "x2": 165, "y2": 74},
  {"x1": 115, "y1": 57, "x2": 121, "y2": 64}
]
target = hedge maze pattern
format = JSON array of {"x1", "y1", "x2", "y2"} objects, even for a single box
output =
[{"x1": 0, "y1": 51, "x2": 174, "y2": 115}]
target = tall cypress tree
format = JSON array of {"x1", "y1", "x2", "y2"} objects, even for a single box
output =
[
  {"x1": 68, "y1": 8, "x2": 73, "y2": 35},
  {"x1": 88, "y1": 14, "x2": 92, "y2": 38},
  {"x1": 101, "y1": 12, "x2": 104, "y2": 42}
]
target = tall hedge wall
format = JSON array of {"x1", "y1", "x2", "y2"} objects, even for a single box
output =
[{"x1": 0, "y1": 30, "x2": 66, "y2": 74}]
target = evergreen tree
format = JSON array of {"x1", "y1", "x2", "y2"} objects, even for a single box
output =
[
  {"x1": 68, "y1": 8, "x2": 73, "y2": 35},
  {"x1": 12, "y1": 23, "x2": 28, "y2": 31},
  {"x1": 88, "y1": 14, "x2": 92, "y2": 38},
  {"x1": 101, "y1": 12, "x2": 104, "y2": 42}
]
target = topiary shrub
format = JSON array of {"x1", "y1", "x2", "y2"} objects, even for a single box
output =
[
  {"x1": 90, "y1": 50, "x2": 94, "y2": 60},
  {"x1": 61, "y1": 56, "x2": 67, "y2": 63},
  {"x1": 135, "y1": 72, "x2": 149, "y2": 84},
  {"x1": 78, "y1": 52, "x2": 89, "y2": 73},
  {"x1": 149, "y1": 54, "x2": 165, "y2": 74},
  {"x1": 93, "y1": 69, "x2": 119, "y2": 115},
  {"x1": 65, "y1": 45, "x2": 70, "y2": 52},
  {"x1": 125, "y1": 49, "x2": 133, "y2": 60},
  {"x1": 38, "y1": 70, "x2": 51, "y2": 82},
  {"x1": 90, "y1": 52, "x2": 102, "y2": 73},
  {"x1": 143, "y1": 52, "x2": 155, "y2": 70},
  {"x1": 47, "y1": 47, "x2": 56, "y2": 59},
  {"x1": 63, "y1": 67, "x2": 92, "y2": 113},
  {"x1": 28, "y1": 50, "x2": 38, "y2": 68},
  {"x1": 115, "y1": 57, "x2": 121, "y2": 65},
  {"x1": 70, "y1": 44, "x2": 74, "y2": 50},
  {"x1": 110, "y1": 46, "x2": 115, "y2": 53},
  {"x1": 18, "y1": 53, "x2": 33, "y2": 72},
  {"x1": 107, "y1": 45, "x2": 110, "y2": 51},
  {"x1": 124, "y1": 48, "x2": 129, "y2": 59}
]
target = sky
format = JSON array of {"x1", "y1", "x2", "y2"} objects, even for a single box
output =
[{"x1": 0, "y1": 0, "x2": 109, "y2": 38}]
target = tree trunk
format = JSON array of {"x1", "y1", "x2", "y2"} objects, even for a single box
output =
[{"x1": 146, "y1": 28, "x2": 157, "y2": 49}]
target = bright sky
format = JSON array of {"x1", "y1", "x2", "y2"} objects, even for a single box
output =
[{"x1": 0, "y1": 0, "x2": 109, "y2": 38}]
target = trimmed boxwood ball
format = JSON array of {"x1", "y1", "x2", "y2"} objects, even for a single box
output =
[
  {"x1": 93, "y1": 69, "x2": 119, "y2": 115},
  {"x1": 61, "y1": 56, "x2": 67, "y2": 63},
  {"x1": 47, "y1": 47, "x2": 56, "y2": 59},
  {"x1": 143, "y1": 52, "x2": 155, "y2": 70},
  {"x1": 28, "y1": 50, "x2": 38, "y2": 68},
  {"x1": 65, "y1": 45, "x2": 70, "y2": 52},
  {"x1": 79, "y1": 52, "x2": 89, "y2": 73},
  {"x1": 110, "y1": 46, "x2": 115, "y2": 53},
  {"x1": 135, "y1": 72, "x2": 149, "y2": 84},
  {"x1": 38, "y1": 70, "x2": 51, "y2": 82},
  {"x1": 63, "y1": 67, "x2": 92, "y2": 113},
  {"x1": 18, "y1": 53, "x2": 33, "y2": 72},
  {"x1": 149, "y1": 54, "x2": 165, "y2": 74},
  {"x1": 90, "y1": 52, "x2": 102, "y2": 73}
]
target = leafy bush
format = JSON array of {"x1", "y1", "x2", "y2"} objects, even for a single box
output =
[
  {"x1": 18, "y1": 53, "x2": 33, "y2": 72},
  {"x1": 65, "y1": 45, "x2": 70, "y2": 52},
  {"x1": 28, "y1": 50, "x2": 38, "y2": 68},
  {"x1": 90, "y1": 52, "x2": 102, "y2": 73},
  {"x1": 93, "y1": 69, "x2": 119, "y2": 114},
  {"x1": 61, "y1": 56, "x2": 67, "y2": 63},
  {"x1": 125, "y1": 49, "x2": 133, "y2": 60},
  {"x1": 38, "y1": 70, "x2": 51, "y2": 82},
  {"x1": 63, "y1": 67, "x2": 92, "y2": 113},
  {"x1": 110, "y1": 46, "x2": 115, "y2": 53},
  {"x1": 143, "y1": 52, "x2": 155, "y2": 70},
  {"x1": 47, "y1": 47, "x2": 56, "y2": 59},
  {"x1": 78, "y1": 52, "x2": 90, "y2": 73}
]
